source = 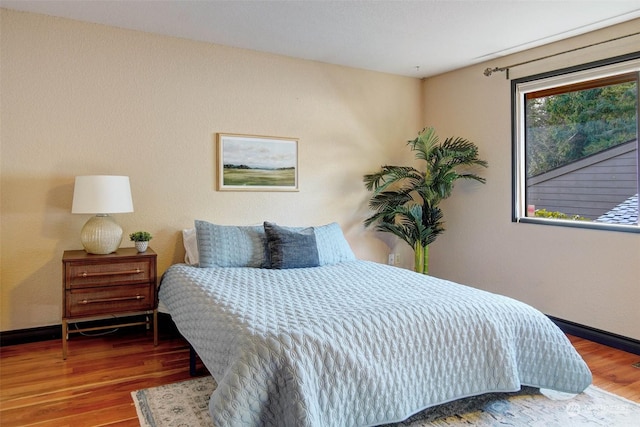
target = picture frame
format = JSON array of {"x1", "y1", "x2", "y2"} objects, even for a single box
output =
[{"x1": 217, "y1": 133, "x2": 299, "y2": 191}]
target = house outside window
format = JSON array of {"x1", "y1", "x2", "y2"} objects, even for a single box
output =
[{"x1": 512, "y1": 52, "x2": 640, "y2": 232}]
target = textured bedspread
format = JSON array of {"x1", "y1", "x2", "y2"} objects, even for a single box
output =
[{"x1": 159, "y1": 261, "x2": 591, "y2": 427}]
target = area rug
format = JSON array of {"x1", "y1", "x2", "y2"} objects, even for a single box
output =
[{"x1": 132, "y1": 376, "x2": 640, "y2": 426}]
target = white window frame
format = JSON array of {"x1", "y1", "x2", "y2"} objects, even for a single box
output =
[{"x1": 512, "y1": 52, "x2": 640, "y2": 233}]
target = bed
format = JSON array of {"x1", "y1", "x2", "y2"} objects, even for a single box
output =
[{"x1": 159, "y1": 220, "x2": 592, "y2": 427}]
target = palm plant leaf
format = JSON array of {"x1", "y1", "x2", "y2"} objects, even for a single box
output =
[
  {"x1": 373, "y1": 204, "x2": 425, "y2": 247},
  {"x1": 409, "y1": 126, "x2": 439, "y2": 164},
  {"x1": 363, "y1": 166, "x2": 423, "y2": 192},
  {"x1": 438, "y1": 137, "x2": 488, "y2": 180},
  {"x1": 367, "y1": 191, "x2": 412, "y2": 214},
  {"x1": 420, "y1": 203, "x2": 445, "y2": 246}
]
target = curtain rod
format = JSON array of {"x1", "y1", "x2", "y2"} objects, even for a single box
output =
[{"x1": 483, "y1": 31, "x2": 640, "y2": 79}]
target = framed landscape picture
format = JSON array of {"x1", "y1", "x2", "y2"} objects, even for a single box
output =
[{"x1": 217, "y1": 133, "x2": 299, "y2": 191}]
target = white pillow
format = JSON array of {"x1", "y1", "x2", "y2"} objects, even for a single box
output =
[{"x1": 182, "y1": 228, "x2": 199, "y2": 265}]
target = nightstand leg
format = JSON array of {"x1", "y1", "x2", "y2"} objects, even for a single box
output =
[
  {"x1": 62, "y1": 319, "x2": 68, "y2": 360},
  {"x1": 153, "y1": 309, "x2": 158, "y2": 346}
]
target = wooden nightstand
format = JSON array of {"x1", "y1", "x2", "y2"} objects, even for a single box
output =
[{"x1": 62, "y1": 247, "x2": 158, "y2": 359}]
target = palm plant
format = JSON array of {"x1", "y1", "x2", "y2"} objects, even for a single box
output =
[{"x1": 363, "y1": 127, "x2": 487, "y2": 273}]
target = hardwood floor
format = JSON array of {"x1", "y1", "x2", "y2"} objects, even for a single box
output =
[
  {"x1": 0, "y1": 327, "x2": 200, "y2": 427},
  {"x1": 1, "y1": 328, "x2": 638, "y2": 426},
  {"x1": 568, "y1": 335, "x2": 640, "y2": 402}
]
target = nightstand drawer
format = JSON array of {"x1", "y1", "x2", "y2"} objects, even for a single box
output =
[
  {"x1": 67, "y1": 259, "x2": 153, "y2": 288},
  {"x1": 66, "y1": 284, "x2": 154, "y2": 317}
]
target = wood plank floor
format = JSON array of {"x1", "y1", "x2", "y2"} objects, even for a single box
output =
[
  {"x1": 1, "y1": 328, "x2": 639, "y2": 426},
  {"x1": 568, "y1": 335, "x2": 640, "y2": 402}
]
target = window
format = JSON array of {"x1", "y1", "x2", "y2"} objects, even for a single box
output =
[{"x1": 512, "y1": 52, "x2": 640, "y2": 232}]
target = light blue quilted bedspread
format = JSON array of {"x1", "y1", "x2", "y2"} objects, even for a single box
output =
[{"x1": 159, "y1": 261, "x2": 592, "y2": 427}]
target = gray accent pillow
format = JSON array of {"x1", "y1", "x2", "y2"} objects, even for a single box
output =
[
  {"x1": 264, "y1": 222, "x2": 320, "y2": 269},
  {"x1": 195, "y1": 220, "x2": 267, "y2": 268}
]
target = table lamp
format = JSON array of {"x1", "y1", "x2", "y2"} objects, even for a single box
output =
[{"x1": 72, "y1": 175, "x2": 134, "y2": 254}]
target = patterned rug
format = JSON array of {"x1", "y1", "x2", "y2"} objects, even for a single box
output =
[{"x1": 132, "y1": 376, "x2": 640, "y2": 426}]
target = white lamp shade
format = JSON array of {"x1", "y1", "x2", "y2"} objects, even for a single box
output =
[{"x1": 72, "y1": 175, "x2": 134, "y2": 214}]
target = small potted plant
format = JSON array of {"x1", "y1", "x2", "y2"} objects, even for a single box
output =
[{"x1": 129, "y1": 231, "x2": 152, "y2": 252}]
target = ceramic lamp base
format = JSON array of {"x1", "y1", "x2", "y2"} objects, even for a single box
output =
[{"x1": 80, "y1": 214, "x2": 123, "y2": 254}]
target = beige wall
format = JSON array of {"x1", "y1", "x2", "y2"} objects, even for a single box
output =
[
  {"x1": 0, "y1": 9, "x2": 422, "y2": 331},
  {"x1": 423, "y1": 19, "x2": 640, "y2": 340},
  {"x1": 1, "y1": 9, "x2": 638, "y2": 341}
]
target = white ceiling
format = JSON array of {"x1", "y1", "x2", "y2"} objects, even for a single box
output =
[{"x1": 2, "y1": 0, "x2": 640, "y2": 78}]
